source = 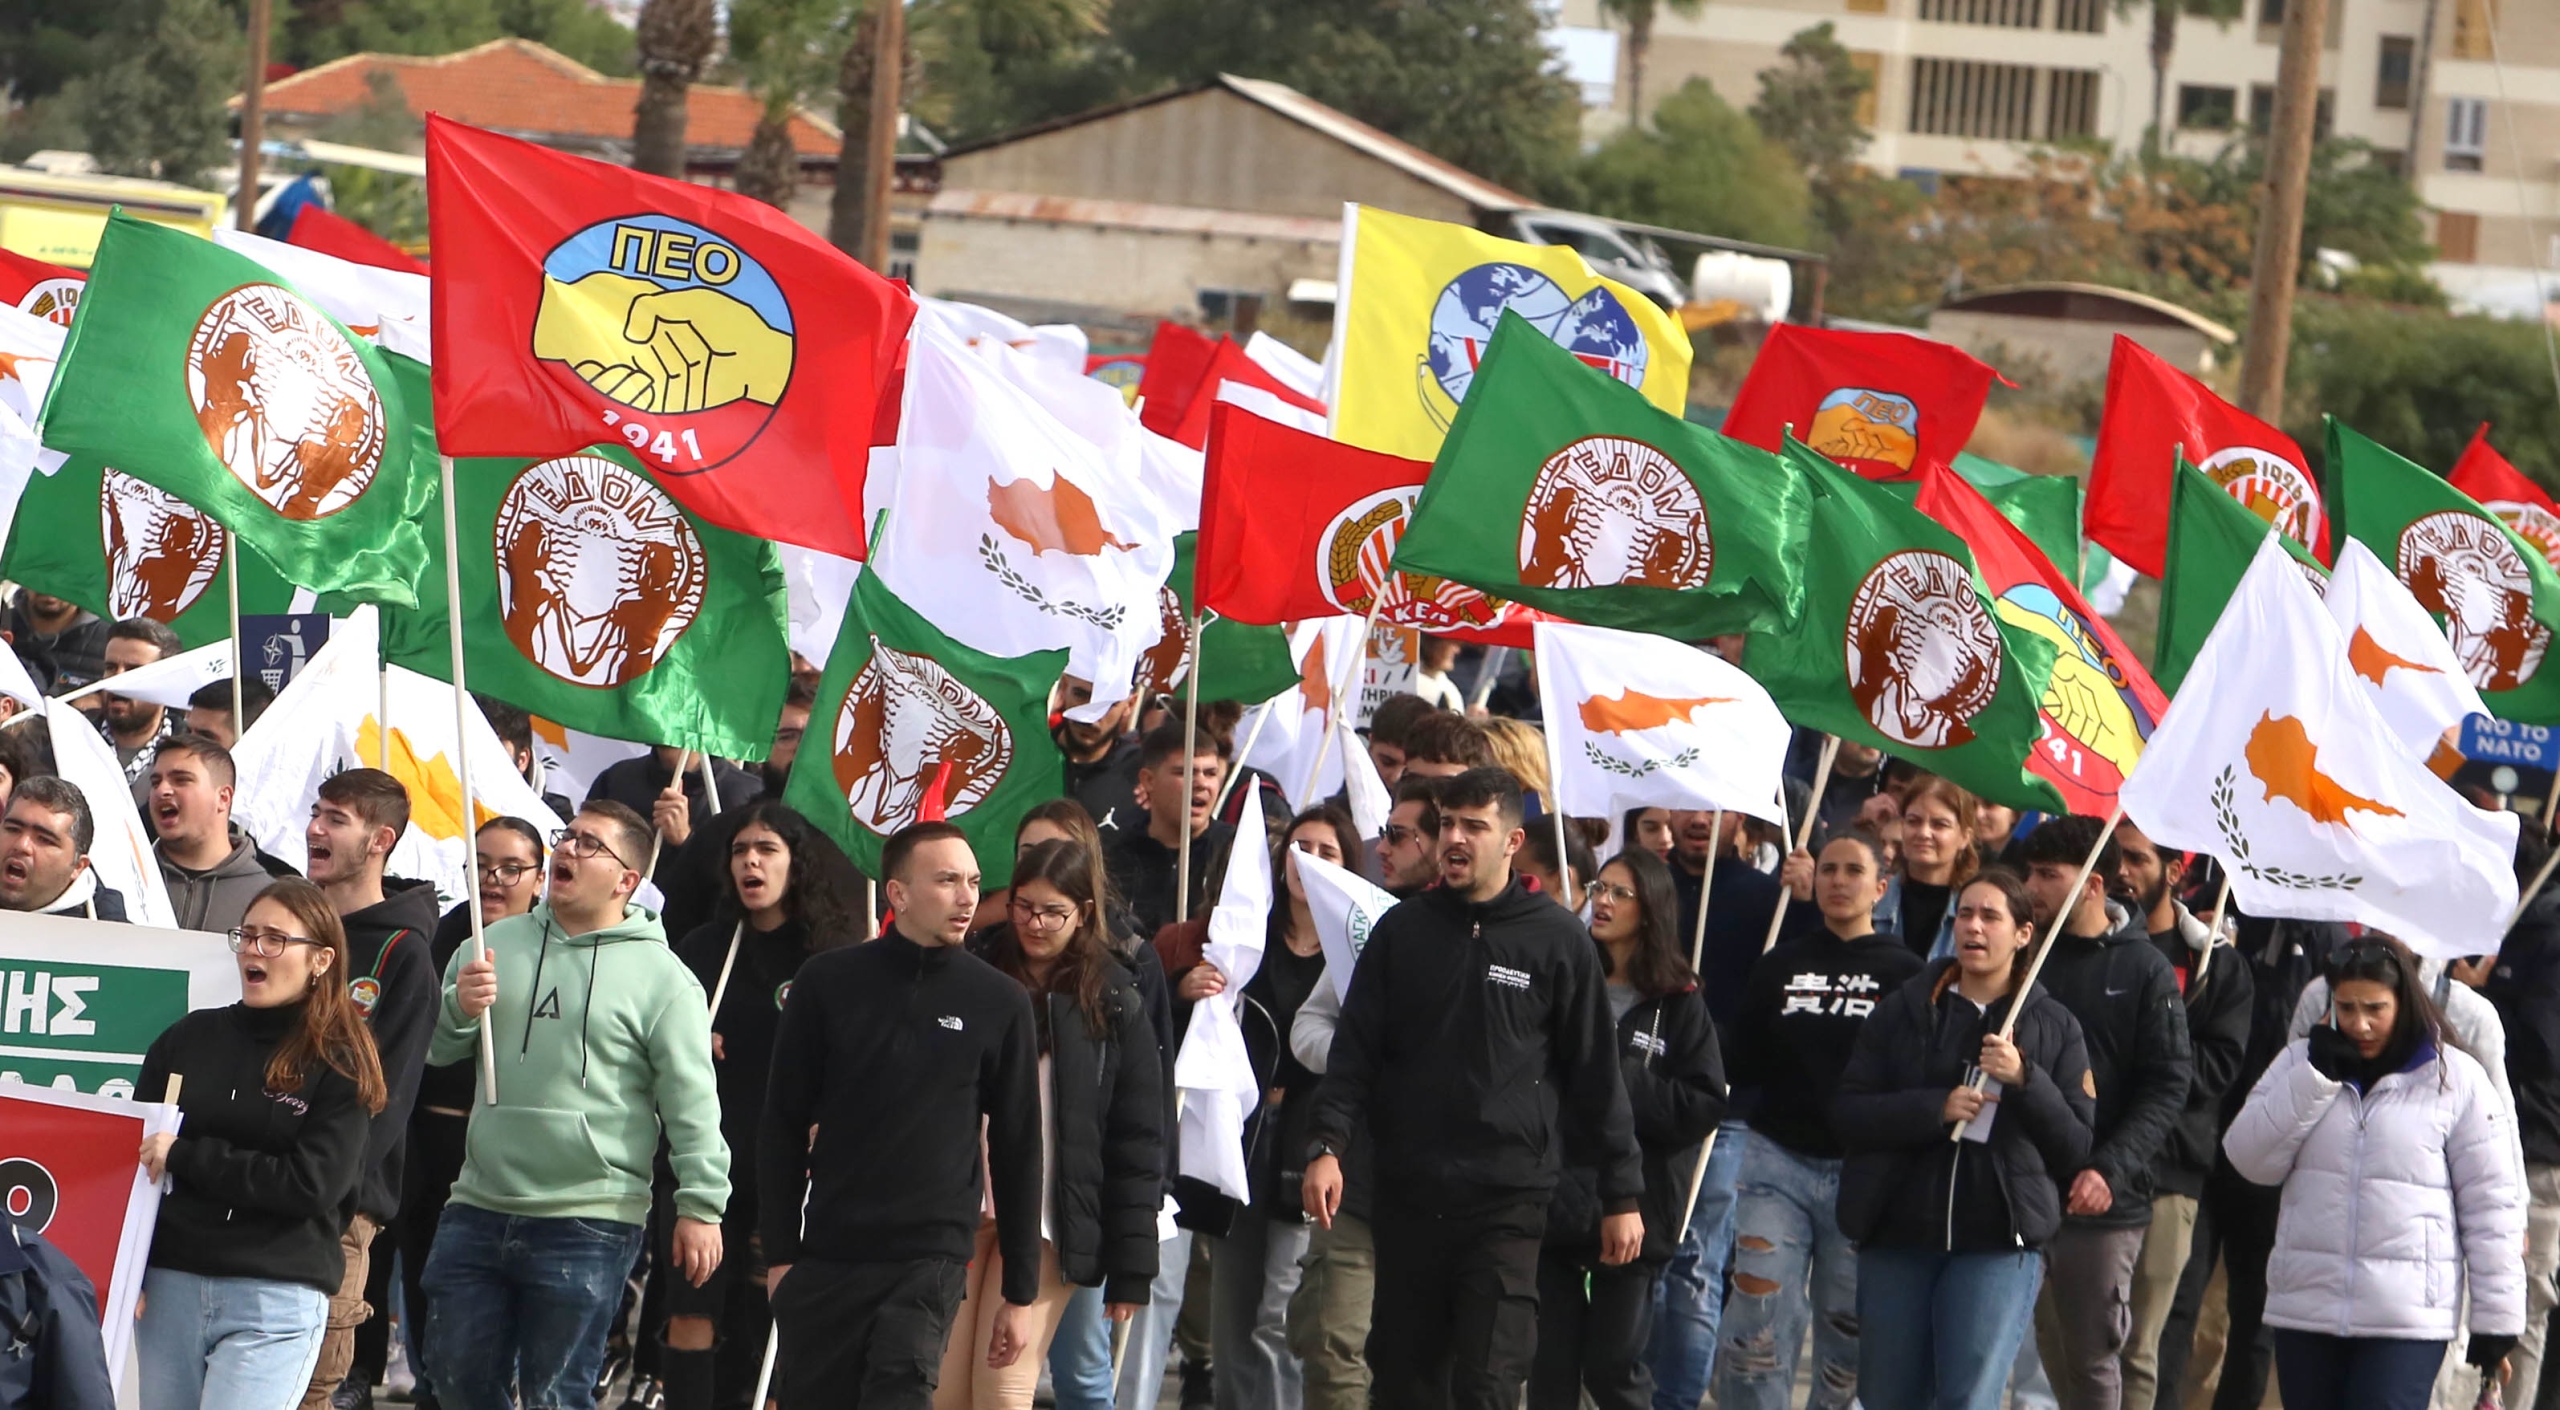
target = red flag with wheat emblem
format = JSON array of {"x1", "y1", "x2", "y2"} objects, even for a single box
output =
[{"x1": 2087, "y1": 335, "x2": 2326, "y2": 578}]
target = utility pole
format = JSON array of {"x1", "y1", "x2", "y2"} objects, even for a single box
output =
[
  {"x1": 237, "y1": 0, "x2": 272, "y2": 231},
  {"x1": 859, "y1": 0, "x2": 903, "y2": 274},
  {"x1": 2236, "y1": 0, "x2": 2330, "y2": 420}
]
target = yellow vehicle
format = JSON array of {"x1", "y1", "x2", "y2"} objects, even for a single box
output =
[{"x1": 0, "y1": 166, "x2": 227, "y2": 267}]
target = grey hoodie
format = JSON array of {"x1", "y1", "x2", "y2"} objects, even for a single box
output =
[{"x1": 156, "y1": 823, "x2": 297, "y2": 933}]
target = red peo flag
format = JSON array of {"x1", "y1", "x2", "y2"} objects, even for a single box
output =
[
  {"x1": 288, "y1": 203, "x2": 428, "y2": 275},
  {"x1": 2086, "y1": 335, "x2": 2324, "y2": 578},
  {"x1": 1137, "y1": 322, "x2": 1219, "y2": 437},
  {"x1": 425, "y1": 115, "x2": 913, "y2": 559},
  {"x1": 2447, "y1": 423, "x2": 2560, "y2": 573},
  {"x1": 0, "y1": 247, "x2": 83, "y2": 327},
  {"x1": 1917, "y1": 464, "x2": 2167, "y2": 817},
  {"x1": 1722, "y1": 324, "x2": 1998, "y2": 482},
  {"x1": 1196, "y1": 402, "x2": 1506, "y2": 632}
]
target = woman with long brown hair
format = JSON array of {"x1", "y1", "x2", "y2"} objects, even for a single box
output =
[
  {"x1": 944, "y1": 838, "x2": 1163, "y2": 1409},
  {"x1": 1880, "y1": 775, "x2": 1982, "y2": 962},
  {"x1": 1832, "y1": 869, "x2": 2095, "y2": 1410},
  {"x1": 136, "y1": 877, "x2": 387, "y2": 1410}
]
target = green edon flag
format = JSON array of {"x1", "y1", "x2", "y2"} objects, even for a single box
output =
[
  {"x1": 3, "y1": 458, "x2": 298, "y2": 649},
  {"x1": 2153, "y1": 460, "x2": 2328, "y2": 696},
  {"x1": 785, "y1": 569, "x2": 1066, "y2": 890},
  {"x1": 1744, "y1": 442, "x2": 2066, "y2": 813},
  {"x1": 36, "y1": 211, "x2": 432, "y2": 607},
  {"x1": 1889, "y1": 456, "x2": 2082, "y2": 584},
  {"x1": 2327, "y1": 417, "x2": 2560, "y2": 723},
  {"x1": 371, "y1": 447, "x2": 793, "y2": 759},
  {"x1": 1393, "y1": 311, "x2": 1810, "y2": 637},
  {"x1": 1141, "y1": 533, "x2": 1301, "y2": 706}
]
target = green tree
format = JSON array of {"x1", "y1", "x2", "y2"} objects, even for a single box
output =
[
  {"x1": 727, "y1": 0, "x2": 842, "y2": 205},
  {"x1": 1748, "y1": 22, "x2": 1870, "y2": 173},
  {"x1": 284, "y1": 0, "x2": 638, "y2": 76},
  {"x1": 58, "y1": 0, "x2": 240, "y2": 184},
  {"x1": 1110, "y1": 0, "x2": 1582, "y2": 198},
  {"x1": 1596, "y1": 0, "x2": 1701, "y2": 125},
  {"x1": 909, "y1": 0, "x2": 1126, "y2": 144},
  {"x1": 2286, "y1": 298, "x2": 2560, "y2": 479},
  {"x1": 632, "y1": 0, "x2": 719, "y2": 176},
  {"x1": 1579, "y1": 78, "x2": 1810, "y2": 247}
]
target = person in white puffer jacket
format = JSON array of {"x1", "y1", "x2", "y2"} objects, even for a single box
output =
[{"x1": 2225, "y1": 935, "x2": 2527, "y2": 1410}]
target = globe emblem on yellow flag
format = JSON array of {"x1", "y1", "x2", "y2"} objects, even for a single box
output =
[
  {"x1": 1422, "y1": 264, "x2": 1648, "y2": 432},
  {"x1": 531, "y1": 214, "x2": 796, "y2": 474}
]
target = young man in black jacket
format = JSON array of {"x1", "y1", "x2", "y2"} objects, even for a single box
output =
[
  {"x1": 2114, "y1": 823, "x2": 2252, "y2": 1410},
  {"x1": 2017, "y1": 816, "x2": 2193, "y2": 1410},
  {"x1": 1100, "y1": 719, "x2": 1231, "y2": 937},
  {"x1": 1303, "y1": 767, "x2": 1642, "y2": 1410},
  {"x1": 299, "y1": 768, "x2": 439, "y2": 1410},
  {"x1": 2480, "y1": 825, "x2": 2560, "y2": 1410},
  {"x1": 760, "y1": 821, "x2": 1042, "y2": 1409}
]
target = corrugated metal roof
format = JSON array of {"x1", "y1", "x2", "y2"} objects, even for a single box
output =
[{"x1": 1935, "y1": 282, "x2": 2238, "y2": 343}]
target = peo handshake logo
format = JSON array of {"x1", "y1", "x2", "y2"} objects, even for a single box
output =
[{"x1": 531, "y1": 214, "x2": 797, "y2": 474}]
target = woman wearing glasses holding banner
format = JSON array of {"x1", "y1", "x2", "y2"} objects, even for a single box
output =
[{"x1": 134, "y1": 878, "x2": 388, "y2": 1410}]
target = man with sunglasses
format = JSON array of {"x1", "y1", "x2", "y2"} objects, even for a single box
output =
[{"x1": 422, "y1": 800, "x2": 729, "y2": 1410}]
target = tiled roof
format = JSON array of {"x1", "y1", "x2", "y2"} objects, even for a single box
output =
[{"x1": 247, "y1": 38, "x2": 841, "y2": 160}]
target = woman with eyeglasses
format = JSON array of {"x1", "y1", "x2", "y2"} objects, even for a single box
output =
[
  {"x1": 655, "y1": 803, "x2": 860, "y2": 1410},
  {"x1": 1833, "y1": 869, "x2": 2095, "y2": 1410},
  {"x1": 941, "y1": 838, "x2": 1163, "y2": 1409},
  {"x1": 1531, "y1": 847, "x2": 1727, "y2": 1410},
  {"x1": 2225, "y1": 934, "x2": 2525, "y2": 1410},
  {"x1": 1712, "y1": 832, "x2": 1923, "y2": 1410},
  {"x1": 135, "y1": 878, "x2": 389, "y2": 1410}
]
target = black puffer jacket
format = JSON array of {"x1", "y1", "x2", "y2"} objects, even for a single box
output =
[
  {"x1": 970, "y1": 929, "x2": 1164, "y2": 1305},
  {"x1": 2226, "y1": 911, "x2": 2352, "y2": 1124},
  {"x1": 2031, "y1": 903, "x2": 2191, "y2": 1227},
  {"x1": 1833, "y1": 963, "x2": 2096, "y2": 1251},
  {"x1": 2487, "y1": 886, "x2": 2560, "y2": 1167},
  {"x1": 2148, "y1": 911, "x2": 2255, "y2": 1198},
  {"x1": 1547, "y1": 984, "x2": 1726, "y2": 1265},
  {"x1": 1306, "y1": 878, "x2": 1639, "y2": 1215}
]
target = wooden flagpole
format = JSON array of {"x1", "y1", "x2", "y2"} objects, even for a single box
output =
[
  {"x1": 1176, "y1": 610, "x2": 1206, "y2": 924},
  {"x1": 1762, "y1": 736, "x2": 1840, "y2": 952},
  {"x1": 1689, "y1": 810, "x2": 1724, "y2": 972},
  {"x1": 226, "y1": 549, "x2": 244, "y2": 740},
  {"x1": 441, "y1": 455, "x2": 498, "y2": 1105},
  {"x1": 1536, "y1": 678, "x2": 1578, "y2": 909},
  {"x1": 376, "y1": 667, "x2": 390, "y2": 769},
  {"x1": 707, "y1": 919, "x2": 744, "y2": 1018},
  {"x1": 645, "y1": 749, "x2": 692, "y2": 879},
  {"x1": 700, "y1": 750, "x2": 723, "y2": 816},
  {"x1": 2194, "y1": 870, "x2": 2234, "y2": 985},
  {"x1": 1212, "y1": 702, "x2": 1275, "y2": 817},
  {"x1": 1953, "y1": 802, "x2": 2126, "y2": 1142}
]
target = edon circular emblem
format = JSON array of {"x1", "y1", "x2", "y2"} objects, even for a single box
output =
[
  {"x1": 101, "y1": 468, "x2": 227, "y2": 622},
  {"x1": 17, "y1": 279, "x2": 79, "y2": 327},
  {"x1": 1316, "y1": 488, "x2": 1499, "y2": 630},
  {"x1": 1845, "y1": 550, "x2": 2004, "y2": 749},
  {"x1": 0, "y1": 1157, "x2": 58, "y2": 1233},
  {"x1": 2200, "y1": 446, "x2": 2321, "y2": 546},
  {"x1": 2399, "y1": 509, "x2": 2549, "y2": 691},
  {"x1": 832, "y1": 637, "x2": 1014, "y2": 835},
  {"x1": 2487, "y1": 500, "x2": 2560, "y2": 575},
  {"x1": 1426, "y1": 263, "x2": 1649, "y2": 408},
  {"x1": 495, "y1": 456, "x2": 709, "y2": 687},
  {"x1": 187, "y1": 283, "x2": 386, "y2": 520},
  {"x1": 532, "y1": 215, "x2": 796, "y2": 475},
  {"x1": 1134, "y1": 585, "x2": 1193, "y2": 699},
  {"x1": 1518, "y1": 436, "x2": 1712, "y2": 591}
]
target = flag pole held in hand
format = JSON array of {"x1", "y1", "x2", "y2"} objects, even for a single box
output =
[
  {"x1": 1763, "y1": 735, "x2": 1840, "y2": 952},
  {"x1": 1177, "y1": 608, "x2": 1205, "y2": 924},
  {"x1": 1690, "y1": 809, "x2": 1722, "y2": 971},
  {"x1": 1951, "y1": 800, "x2": 2125, "y2": 1143},
  {"x1": 442, "y1": 455, "x2": 499, "y2": 1106}
]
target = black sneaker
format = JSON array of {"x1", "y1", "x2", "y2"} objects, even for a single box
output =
[
  {"x1": 330, "y1": 1379, "x2": 374, "y2": 1410},
  {"x1": 619, "y1": 1375, "x2": 666, "y2": 1410},
  {"x1": 1179, "y1": 1361, "x2": 1213, "y2": 1409}
]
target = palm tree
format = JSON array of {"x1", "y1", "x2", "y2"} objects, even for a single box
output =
[
  {"x1": 1601, "y1": 0, "x2": 1706, "y2": 126},
  {"x1": 633, "y1": 0, "x2": 720, "y2": 176},
  {"x1": 2132, "y1": 0, "x2": 2244, "y2": 151},
  {"x1": 731, "y1": 0, "x2": 842, "y2": 206}
]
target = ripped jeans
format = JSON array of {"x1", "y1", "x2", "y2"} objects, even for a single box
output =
[{"x1": 1711, "y1": 1140, "x2": 1860, "y2": 1410}]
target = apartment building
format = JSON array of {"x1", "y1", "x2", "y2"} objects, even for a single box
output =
[{"x1": 1556, "y1": 0, "x2": 2557, "y2": 314}]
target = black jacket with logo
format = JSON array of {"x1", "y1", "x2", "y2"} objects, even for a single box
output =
[
  {"x1": 1305, "y1": 877, "x2": 1640, "y2": 1215},
  {"x1": 338, "y1": 878, "x2": 440, "y2": 1223},
  {"x1": 1833, "y1": 962, "x2": 2095, "y2": 1251},
  {"x1": 1547, "y1": 984, "x2": 1727, "y2": 1265},
  {"x1": 759, "y1": 932, "x2": 1042, "y2": 1304},
  {"x1": 678, "y1": 915, "x2": 825, "y2": 1216},
  {"x1": 136, "y1": 1002, "x2": 373, "y2": 1293},
  {"x1": 2032, "y1": 903, "x2": 2193, "y2": 1227},
  {"x1": 1727, "y1": 928, "x2": 1926, "y2": 1159},
  {"x1": 1103, "y1": 814, "x2": 1235, "y2": 940},
  {"x1": 2147, "y1": 912, "x2": 2256, "y2": 1197},
  {"x1": 2486, "y1": 887, "x2": 2560, "y2": 1166}
]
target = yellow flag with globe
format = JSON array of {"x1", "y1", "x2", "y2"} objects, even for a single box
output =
[{"x1": 1328, "y1": 204, "x2": 1693, "y2": 462}]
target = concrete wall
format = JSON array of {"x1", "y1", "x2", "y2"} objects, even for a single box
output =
[
  {"x1": 1926, "y1": 309, "x2": 2220, "y2": 382},
  {"x1": 937, "y1": 88, "x2": 1477, "y2": 225},
  {"x1": 914, "y1": 211, "x2": 1337, "y2": 323}
]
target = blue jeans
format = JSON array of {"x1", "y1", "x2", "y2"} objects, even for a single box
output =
[
  {"x1": 420, "y1": 1203, "x2": 646, "y2": 1410},
  {"x1": 1714, "y1": 1142, "x2": 1858, "y2": 1410},
  {"x1": 2271, "y1": 1331, "x2": 2450, "y2": 1410},
  {"x1": 1116, "y1": 1226, "x2": 1193, "y2": 1410},
  {"x1": 1857, "y1": 1247, "x2": 2044, "y2": 1410},
  {"x1": 137, "y1": 1267, "x2": 328, "y2": 1410},
  {"x1": 1647, "y1": 1121, "x2": 1749, "y2": 1410},
  {"x1": 1051, "y1": 1285, "x2": 1116, "y2": 1410}
]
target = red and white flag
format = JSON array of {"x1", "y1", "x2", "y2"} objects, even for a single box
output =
[
  {"x1": 2447, "y1": 424, "x2": 2560, "y2": 574},
  {"x1": 2087, "y1": 336, "x2": 2325, "y2": 577},
  {"x1": 0, "y1": 1083, "x2": 181, "y2": 1381},
  {"x1": 0, "y1": 247, "x2": 81, "y2": 326}
]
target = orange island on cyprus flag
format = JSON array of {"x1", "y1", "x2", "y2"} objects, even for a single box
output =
[
  {"x1": 1533, "y1": 620, "x2": 1793, "y2": 829},
  {"x1": 2119, "y1": 532, "x2": 2517, "y2": 960}
]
